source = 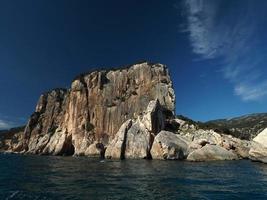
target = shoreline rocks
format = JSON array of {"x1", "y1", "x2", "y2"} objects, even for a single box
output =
[
  {"x1": 151, "y1": 131, "x2": 188, "y2": 160},
  {"x1": 106, "y1": 99, "x2": 165, "y2": 159},
  {"x1": 0, "y1": 61, "x2": 266, "y2": 163},
  {"x1": 249, "y1": 128, "x2": 267, "y2": 163},
  {"x1": 187, "y1": 144, "x2": 238, "y2": 162}
]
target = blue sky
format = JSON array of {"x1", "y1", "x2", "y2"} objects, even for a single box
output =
[{"x1": 0, "y1": 0, "x2": 267, "y2": 129}]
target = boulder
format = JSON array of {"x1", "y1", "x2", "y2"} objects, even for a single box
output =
[
  {"x1": 105, "y1": 119, "x2": 151, "y2": 159},
  {"x1": 105, "y1": 120, "x2": 132, "y2": 159},
  {"x1": 141, "y1": 99, "x2": 165, "y2": 134},
  {"x1": 151, "y1": 131, "x2": 189, "y2": 160},
  {"x1": 105, "y1": 97, "x2": 168, "y2": 159},
  {"x1": 124, "y1": 121, "x2": 151, "y2": 159},
  {"x1": 180, "y1": 129, "x2": 223, "y2": 145},
  {"x1": 221, "y1": 135, "x2": 251, "y2": 159},
  {"x1": 249, "y1": 128, "x2": 267, "y2": 163},
  {"x1": 85, "y1": 142, "x2": 105, "y2": 158},
  {"x1": 253, "y1": 128, "x2": 267, "y2": 145},
  {"x1": 187, "y1": 144, "x2": 238, "y2": 162},
  {"x1": 180, "y1": 128, "x2": 251, "y2": 159}
]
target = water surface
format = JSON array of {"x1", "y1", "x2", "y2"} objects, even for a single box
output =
[{"x1": 1, "y1": 154, "x2": 267, "y2": 199}]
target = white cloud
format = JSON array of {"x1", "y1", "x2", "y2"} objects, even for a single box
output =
[
  {"x1": 184, "y1": 0, "x2": 220, "y2": 59},
  {"x1": 234, "y1": 82, "x2": 267, "y2": 101},
  {"x1": 183, "y1": 0, "x2": 267, "y2": 101},
  {"x1": 0, "y1": 119, "x2": 14, "y2": 130}
]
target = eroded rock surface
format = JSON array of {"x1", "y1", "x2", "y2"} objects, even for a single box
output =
[
  {"x1": 150, "y1": 131, "x2": 189, "y2": 160},
  {"x1": 249, "y1": 128, "x2": 267, "y2": 163},
  {"x1": 106, "y1": 99, "x2": 165, "y2": 159},
  {"x1": 105, "y1": 119, "x2": 132, "y2": 159},
  {"x1": 187, "y1": 144, "x2": 239, "y2": 162},
  {"x1": 0, "y1": 126, "x2": 25, "y2": 153},
  {"x1": 6, "y1": 62, "x2": 175, "y2": 156},
  {"x1": 0, "y1": 61, "x2": 259, "y2": 163}
]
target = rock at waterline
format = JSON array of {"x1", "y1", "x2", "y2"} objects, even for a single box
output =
[
  {"x1": 249, "y1": 128, "x2": 267, "y2": 163},
  {"x1": 150, "y1": 131, "x2": 189, "y2": 160},
  {"x1": 187, "y1": 144, "x2": 239, "y2": 162}
]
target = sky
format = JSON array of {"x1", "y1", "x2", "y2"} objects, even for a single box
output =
[{"x1": 1, "y1": 0, "x2": 267, "y2": 129}]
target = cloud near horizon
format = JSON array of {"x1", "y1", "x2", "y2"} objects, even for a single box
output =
[
  {"x1": 0, "y1": 119, "x2": 14, "y2": 130},
  {"x1": 0, "y1": 113, "x2": 25, "y2": 130},
  {"x1": 183, "y1": 0, "x2": 267, "y2": 101}
]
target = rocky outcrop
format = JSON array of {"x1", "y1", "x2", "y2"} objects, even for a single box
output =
[
  {"x1": 142, "y1": 100, "x2": 165, "y2": 133},
  {"x1": 187, "y1": 144, "x2": 239, "y2": 162},
  {"x1": 123, "y1": 121, "x2": 151, "y2": 159},
  {"x1": 1, "y1": 61, "x2": 264, "y2": 163},
  {"x1": 21, "y1": 89, "x2": 70, "y2": 155},
  {"x1": 3, "y1": 62, "x2": 175, "y2": 156},
  {"x1": 0, "y1": 126, "x2": 25, "y2": 153},
  {"x1": 150, "y1": 131, "x2": 189, "y2": 160},
  {"x1": 105, "y1": 119, "x2": 133, "y2": 159},
  {"x1": 249, "y1": 128, "x2": 267, "y2": 163},
  {"x1": 253, "y1": 128, "x2": 267, "y2": 145},
  {"x1": 220, "y1": 134, "x2": 251, "y2": 159},
  {"x1": 106, "y1": 99, "x2": 165, "y2": 159},
  {"x1": 179, "y1": 124, "x2": 251, "y2": 159}
]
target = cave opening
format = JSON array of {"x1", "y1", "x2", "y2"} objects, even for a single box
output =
[
  {"x1": 63, "y1": 143, "x2": 75, "y2": 156},
  {"x1": 59, "y1": 135, "x2": 75, "y2": 156}
]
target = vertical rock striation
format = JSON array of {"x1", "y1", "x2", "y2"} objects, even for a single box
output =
[
  {"x1": 105, "y1": 99, "x2": 165, "y2": 159},
  {"x1": 10, "y1": 61, "x2": 175, "y2": 156}
]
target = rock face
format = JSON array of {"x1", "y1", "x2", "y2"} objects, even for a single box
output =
[
  {"x1": 253, "y1": 128, "x2": 267, "y2": 145},
  {"x1": 0, "y1": 126, "x2": 25, "y2": 152},
  {"x1": 106, "y1": 99, "x2": 165, "y2": 159},
  {"x1": 249, "y1": 128, "x2": 267, "y2": 163},
  {"x1": 150, "y1": 131, "x2": 188, "y2": 160},
  {"x1": 5, "y1": 62, "x2": 175, "y2": 156},
  {"x1": 105, "y1": 119, "x2": 133, "y2": 159},
  {"x1": 1, "y1": 61, "x2": 260, "y2": 163},
  {"x1": 187, "y1": 144, "x2": 238, "y2": 162}
]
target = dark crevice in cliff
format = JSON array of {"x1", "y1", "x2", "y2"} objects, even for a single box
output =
[
  {"x1": 96, "y1": 143, "x2": 105, "y2": 159},
  {"x1": 58, "y1": 135, "x2": 75, "y2": 156},
  {"x1": 146, "y1": 133, "x2": 154, "y2": 160},
  {"x1": 120, "y1": 121, "x2": 133, "y2": 160},
  {"x1": 99, "y1": 72, "x2": 110, "y2": 90}
]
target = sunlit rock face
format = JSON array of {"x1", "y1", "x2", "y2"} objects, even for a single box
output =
[
  {"x1": 187, "y1": 144, "x2": 239, "y2": 162},
  {"x1": 249, "y1": 128, "x2": 267, "y2": 163},
  {"x1": 11, "y1": 62, "x2": 175, "y2": 156},
  {"x1": 150, "y1": 131, "x2": 189, "y2": 160},
  {"x1": 105, "y1": 99, "x2": 166, "y2": 159}
]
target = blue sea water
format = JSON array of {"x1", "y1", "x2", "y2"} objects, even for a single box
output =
[{"x1": 0, "y1": 154, "x2": 267, "y2": 200}]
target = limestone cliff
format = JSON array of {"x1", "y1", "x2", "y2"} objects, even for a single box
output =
[{"x1": 6, "y1": 61, "x2": 175, "y2": 156}]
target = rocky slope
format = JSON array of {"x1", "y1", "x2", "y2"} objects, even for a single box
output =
[
  {"x1": 203, "y1": 113, "x2": 267, "y2": 140},
  {"x1": 173, "y1": 117, "x2": 251, "y2": 161},
  {"x1": 0, "y1": 126, "x2": 25, "y2": 152},
  {"x1": 1, "y1": 61, "x2": 175, "y2": 156}
]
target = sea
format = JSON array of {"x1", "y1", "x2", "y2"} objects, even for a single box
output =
[{"x1": 0, "y1": 154, "x2": 267, "y2": 200}]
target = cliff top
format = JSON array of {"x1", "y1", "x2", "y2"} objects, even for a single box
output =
[{"x1": 72, "y1": 60, "x2": 166, "y2": 82}]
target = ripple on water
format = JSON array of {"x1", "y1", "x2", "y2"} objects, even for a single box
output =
[{"x1": 0, "y1": 154, "x2": 267, "y2": 200}]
